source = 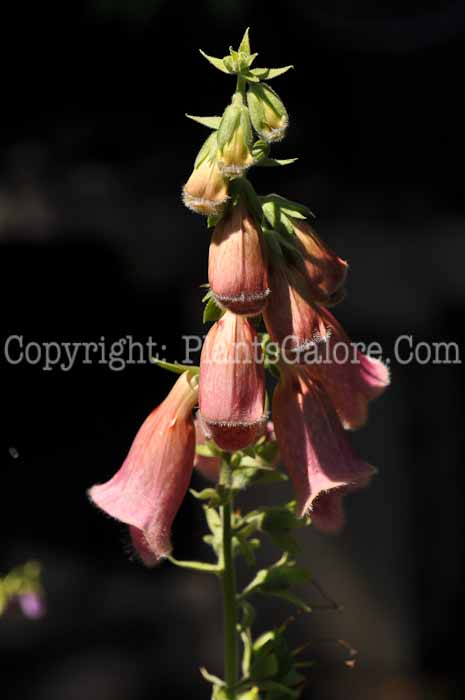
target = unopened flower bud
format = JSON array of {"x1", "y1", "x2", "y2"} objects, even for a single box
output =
[
  {"x1": 247, "y1": 83, "x2": 289, "y2": 142},
  {"x1": 199, "y1": 311, "x2": 267, "y2": 451},
  {"x1": 217, "y1": 100, "x2": 254, "y2": 176},
  {"x1": 183, "y1": 132, "x2": 229, "y2": 216},
  {"x1": 290, "y1": 218, "x2": 348, "y2": 303},
  {"x1": 209, "y1": 202, "x2": 270, "y2": 315},
  {"x1": 263, "y1": 253, "x2": 331, "y2": 360}
]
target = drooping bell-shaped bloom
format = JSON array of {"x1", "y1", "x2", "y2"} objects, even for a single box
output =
[
  {"x1": 263, "y1": 256, "x2": 332, "y2": 360},
  {"x1": 290, "y1": 218, "x2": 348, "y2": 304},
  {"x1": 193, "y1": 414, "x2": 222, "y2": 482},
  {"x1": 199, "y1": 311, "x2": 266, "y2": 451},
  {"x1": 272, "y1": 364, "x2": 374, "y2": 530},
  {"x1": 183, "y1": 132, "x2": 229, "y2": 216},
  {"x1": 304, "y1": 307, "x2": 390, "y2": 430},
  {"x1": 209, "y1": 202, "x2": 270, "y2": 315},
  {"x1": 89, "y1": 371, "x2": 199, "y2": 565}
]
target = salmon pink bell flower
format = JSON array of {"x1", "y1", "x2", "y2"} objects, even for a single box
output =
[
  {"x1": 209, "y1": 203, "x2": 270, "y2": 316},
  {"x1": 89, "y1": 370, "x2": 199, "y2": 566},
  {"x1": 199, "y1": 311, "x2": 267, "y2": 451},
  {"x1": 263, "y1": 257, "x2": 331, "y2": 360},
  {"x1": 290, "y1": 218, "x2": 348, "y2": 304},
  {"x1": 272, "y1": 364, "x2": 374, "y2": 530},
  {"x1": 304, "y1": 307, "x2": 390, "y2": 430}
]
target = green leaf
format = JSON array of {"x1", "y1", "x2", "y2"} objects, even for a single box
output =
[
  {"x1": 251, "y1": 66, "x2": 294, "y2": 80},
  {"x1": 203, "y1": 295, "x2": 224, "y2": 323},
  {"x1": 167, "y1": 556, "x2": 222, "y2": 574},
  {"x1": 200, "y1": 667, "x2": 225, "y2": 686},
  {"x1": 151, "y1": 358, "x2": 199, "y2": 375},
  {"x1": 189, "y1": 487, "x2": 218, "y2": 501},
  {"x1": 204, "y1": 505, "x2": 221, "y2": 534},
  {"x1": 258, "y1": 680, "x2": 300, "y2": 698},
  {"x1": 263, "y1": 590, "x2": 312, "y2": 613},
  {"x1": 234, "y1": 534, "x2": 260, "y2": 566},
  {"x1": 199, "y1": 49, "x2": 232, "y2": 74},
  {"x1": 256, "y1": 157, "x2": 298, "y2": 167},
  {"x1": 238, "y1": 27, "x2": 251, "y2": 54},
  {"x1": 186, "y1": 114, "x2": 222, "y2": 129},
  {"x1": 241, "y1": 554, "x2": 310, "y2": 598}
]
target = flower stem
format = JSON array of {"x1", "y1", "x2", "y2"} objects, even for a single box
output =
[{"x1": 220, "y1": 460, "x2": 238, "y2": 698}]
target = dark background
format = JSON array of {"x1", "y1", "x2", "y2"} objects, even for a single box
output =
[{"x1": 1, "y1": 1, "x2": 464, "y2": 698}]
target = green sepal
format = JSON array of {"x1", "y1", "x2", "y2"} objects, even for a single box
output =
[
  {"x1": 151, "y1": 358, "x2": 199, "y2": 376},
  {"x1": 194, "y1": 131, "x2": 218, "y2": 169},
  {"x1": 251, "y1": 66, "x2": 294, "y2": 80},
  {"x1": 199, "y1": 49, "x2": 232, "y2": 74},
  {"x1": 186, "y1": 114, "x2": 222, "y2": 129},
  {"x1": 229, "y1": 177, "x2": 263, "y2": 224},
  {"x1": 217, "y1": 103, "x2": 241, "y2": 150},
  {"x1": 251, "y1": 139, "x2": 269, "y2": 163},
  {"x1": 207, "y1": 211, "x2": 223, "y2": 228},
  {"x1": 240, "y1": 104, "x2": 254, "y2": 148},
  {"x1": 261, "y1": 194, "x2": 316, "y2": 224},
  {"x1": 203, "y1": 294, "x2": 224, "y2": 324},
  {"x1": 241, "y1": 69, "x2": 261, "y2": 83}
]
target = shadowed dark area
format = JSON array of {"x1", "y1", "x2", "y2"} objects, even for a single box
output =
[{"x1": 1, "y1": 1, "x2": 464, "y2": 698}]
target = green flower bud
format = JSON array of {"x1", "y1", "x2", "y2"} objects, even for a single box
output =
[
  {"x1": 217, "y1": 100, "x2": 254, "y2": 176},
  {"x1": 247, "y1": 83, "x2": 289, "y2": 143}
]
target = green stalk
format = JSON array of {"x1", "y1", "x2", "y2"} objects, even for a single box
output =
[{"x1": 220, "y1": 459, "x2": 238, "y2": 698}]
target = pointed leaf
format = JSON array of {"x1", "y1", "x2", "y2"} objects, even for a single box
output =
[
  {"x1": 263, "y1": 590, "x2": 312, "y2": 613},
  {"x1": 199, "y1": 50, "x2": 232, "y2": 74},
  {"x1": 251, "y1": 66, "x2": 294, "y2": 80},
  {"x1": 256, "y1": 157, "x2": 298, "y2": 167},
  {"x1": 186, "y1": 114, "x2": 222, "y2": 129},
  {"x1": 151, "y1": 358, "x2": 199, "y2": 375},
  {"x1": 238, "y1": 27, "x2": 251, "y2": 54},
  {"x1": 203, "y1": 295, "x2": 224, "y2": 323},
  {"x1": 200, "y1": 667, "x2": 225, "y2": 686}
]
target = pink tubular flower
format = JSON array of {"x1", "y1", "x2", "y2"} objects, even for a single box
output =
[
  {"x1": 199, "y1": 311, "x2": 267, "y2": 451},
  {"x1": 209, "y1": 203, "x2": 270, "y2": 316},
  {"x1": 89, "y1": 371, "x2": 199, "y2": 565},
  {"x1": 304, "y1": 307, "x2": 390, "y2": 430},
  {"x1": 290, "y1": 218, "x2": 348, "y2": 303},
  {"x1": 263, "y1": 258, "x2": 331, "y2": 357},
  {"x1": 272, "y1": 365, "x2": 374, "y2": 531}
]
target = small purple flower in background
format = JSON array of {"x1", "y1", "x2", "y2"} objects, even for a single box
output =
[
  {"x1": 0, "y1": 561, "x2": 45, "y2": 621},
  {"x1": 18, "y1": 591, "x2": 46, "y2": 619}
]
